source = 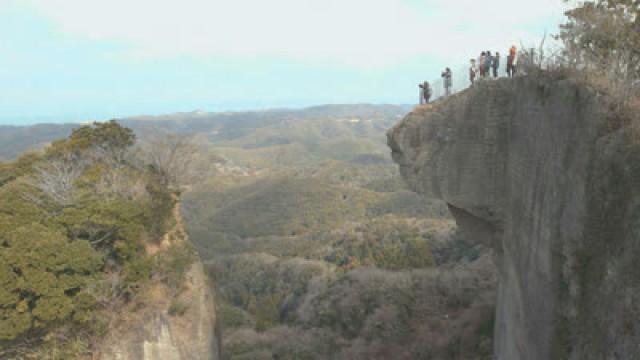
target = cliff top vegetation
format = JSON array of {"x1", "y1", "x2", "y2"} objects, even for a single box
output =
[{"x1": 0, "y1": 121, "x2": 197, "y2": 358}]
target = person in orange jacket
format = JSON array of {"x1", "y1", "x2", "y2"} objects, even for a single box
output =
[{"x1": 507, "y1": 46, "x2": 517, "y2": 77}]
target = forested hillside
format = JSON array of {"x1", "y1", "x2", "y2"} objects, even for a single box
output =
[
  {"x1": 0, "y1": 105, "x2": 497, "y2": 359},
  {"x1": 180, "y1": 107, "x2": 497, "y2": 359},
  {"x1": 0, "y1": 105, "x2": 409, "y2": 162},
  {"x1": 0, "y1": 121, "x2": 197, "y2": 358}
]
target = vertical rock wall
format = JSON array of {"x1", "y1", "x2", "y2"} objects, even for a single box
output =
[
  {"x1": 388, "y1": 76, "x2": 640, "y2": 359},
  {"x1": 99, "y1": 262, "x2": 220, "y2": 360},
  {"x1": 98, "y1": 203, "x2": 221, "y2": 360}
]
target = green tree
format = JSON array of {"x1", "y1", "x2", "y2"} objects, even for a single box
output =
[
  {"x1": 47, "y1": 120, "x2": 135, "y2": 158},
  {"x1": 0, "y1": 152, "x2": 40, "y2": 187},
  {"x1": 0, "y1": 223, "x2": 103, "y2": 340},
  {"x1": 0, "y1": 121, "x2": 177, "y2": 351}
]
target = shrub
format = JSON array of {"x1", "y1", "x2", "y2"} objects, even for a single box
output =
[
  {"x1": 155, "y1": 244, "x2": 196, "y2": 293},
  {"x1": 0, "y1": 223, "x2": 103, "y2": 340},
  {"x1": 218, "y1": 304, "x2": 254, "y2": 329},
  {"x1": 168, "y1": 300, "x2": 189, "y2": 316},
  {"x1": 322, "y1": 218, "x2": 437, "y2": 271}
]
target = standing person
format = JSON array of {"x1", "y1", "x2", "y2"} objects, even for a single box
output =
[
  {"x1": 507, "y1": 46, "x2": 517, "y2": 77},
  {"x1": 418, "y1": 81, "x2": 432, "y2": 104},
  {"x1": 441, "y1": 68, "x2": 452, "y2": 96},
  {"x1": 492, "y1": 52, "x2": 500, "y2": 78},
  {"x1": 469, "y1": 59, "x2": 477, "y2": 85},
  {"x1": 479, "y1": 52, "x2": 486, "y2": 78},
  {"x1": 484, "y1": 51, "x2": 492, "y2": 79}
]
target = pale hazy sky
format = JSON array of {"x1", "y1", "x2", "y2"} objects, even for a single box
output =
[{"x1": 0, "y1": 0, "x2": 568, "y2": 125}]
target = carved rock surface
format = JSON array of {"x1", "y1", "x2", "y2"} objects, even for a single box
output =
[{"x1": 388, "y1": 76, "x2": 640, "y2": 359}]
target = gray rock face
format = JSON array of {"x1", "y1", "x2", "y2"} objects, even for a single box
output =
[
  {"x1": 99, "y1": 262, "x2": 221, "y2": 360},
  {"x1": 388, "y1": 76, "x2": 640, "y2": 359}
]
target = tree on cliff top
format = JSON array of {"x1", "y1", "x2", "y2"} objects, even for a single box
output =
[
  {"x1": 0, "y1": 121, "x2": 178, "y2": 357},
  {"x1": 560, "y1": 0, "x2": 640, "y2": 83},
  {"x1": 139, "y1": 131, "x2": 204, "y2": 192},
  {"x1": 48, "y1": 120, "x2": 136, "y2": 159}
]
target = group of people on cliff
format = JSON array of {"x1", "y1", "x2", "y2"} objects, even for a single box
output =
[
  {"x1": 418, "y1": 45, "x2": 520, "y2": 105},
  {"x1": 469, "y1": 45, "x2": 518, "y2": 84}
]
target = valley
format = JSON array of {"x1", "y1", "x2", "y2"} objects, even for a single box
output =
[
  {"x1": 176, "y1": 105, "x2": 497, "y2": 359},
  {"x1": 0, "y1": 104, "x2": 507, "y2": 359}
]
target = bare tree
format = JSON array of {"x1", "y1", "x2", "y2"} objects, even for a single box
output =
[
  {"x1": 84, "y1": 147, "x2": 150, "y2": 202},
  {"x1": 140, "y1": 130, "x2": 205, "y2": 192},
  {"x1": 28, "y1": 153, "x2": 88, "y2": 206}
]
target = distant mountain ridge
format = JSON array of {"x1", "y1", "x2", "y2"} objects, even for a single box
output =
[{"x1": 0, "y1": 104, "x2": 410, "y2": 161}]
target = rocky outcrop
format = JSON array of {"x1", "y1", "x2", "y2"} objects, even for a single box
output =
[
  {"x1": 388, "y1": 76, "x2": 640, "y2": 359},
  {"x1": 99, "y1": 203, "x2": 221, "y2": 360},
  {"x1": 99, "y1": 262, "x2": 220, "y2": 360}
]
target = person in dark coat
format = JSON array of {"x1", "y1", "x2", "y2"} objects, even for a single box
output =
[
  {"x1": 419, "y1": 81, "x2": 432, "y2": 104},
  {"x1": 441, "y1": 68, "x2": 452, "y2": 96},
  {"x1": 492, "y1": 52, "x2": 500, "y2": 78},
  {"x1": 484, "y1": 51, "x2": 492, "y2": 78}
]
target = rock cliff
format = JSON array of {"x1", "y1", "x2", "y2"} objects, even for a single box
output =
[
  {"x1": 98, "y1": 203, "x2": 221, "y2": 360},
  {"x1": 99, "y1": 262, "x2": 220, "y2": 360},
  {"x1": 388, "y1": 76, "x2": 640, "y2": 359}
]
